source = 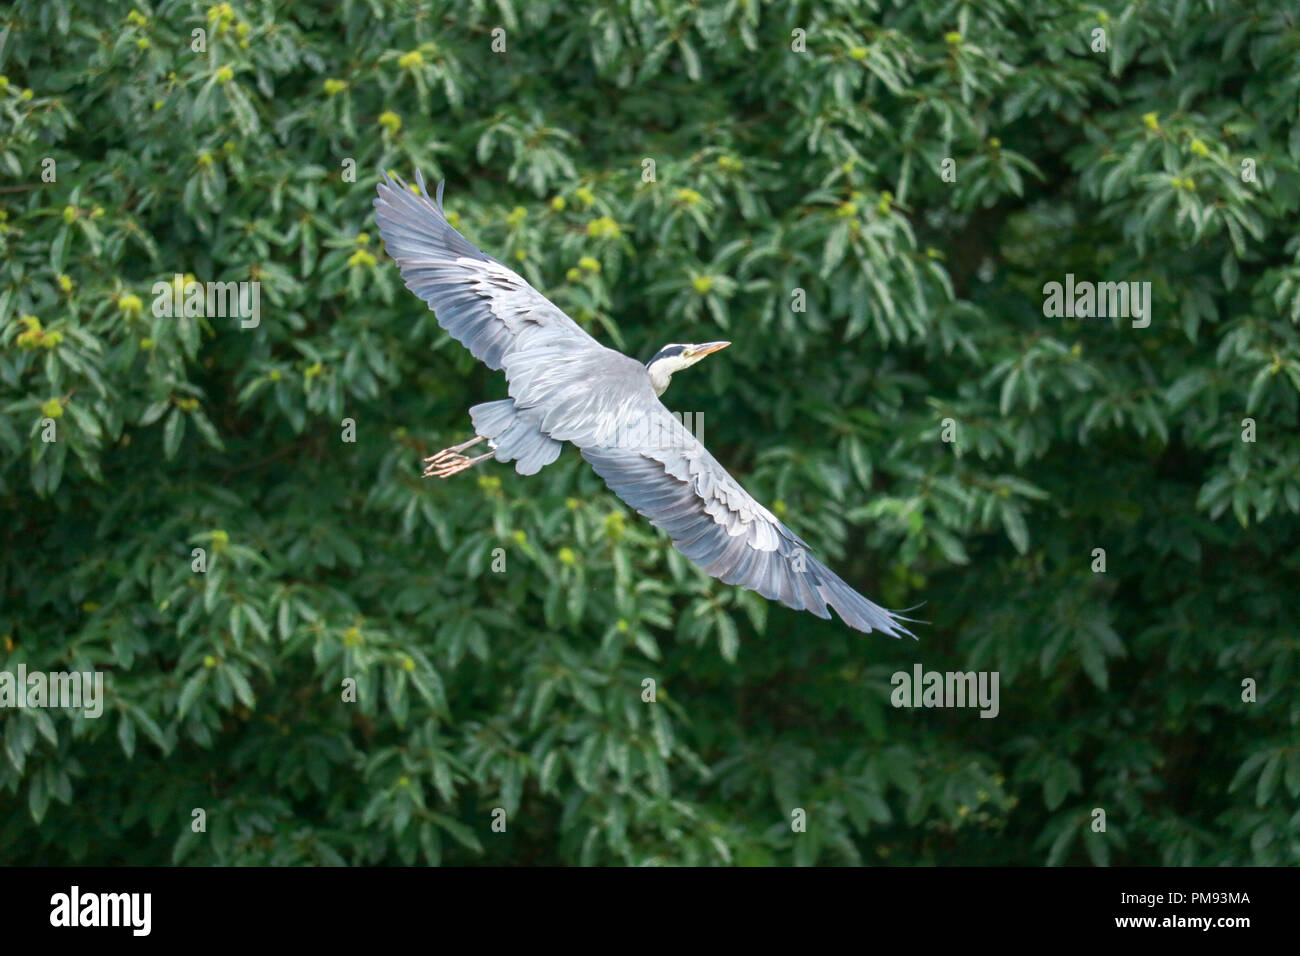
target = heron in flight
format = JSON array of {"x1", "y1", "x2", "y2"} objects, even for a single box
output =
[{"x1": 374, "y1": 172, "x2": 915, "y2": 638}]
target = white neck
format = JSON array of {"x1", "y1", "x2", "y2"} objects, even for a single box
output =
[
  {"x1": 648, "y1": 355, "x2": 693, "y2": 396},
  {"x1": 649, "y1": 364, "x2": 673, "y2": 396}
]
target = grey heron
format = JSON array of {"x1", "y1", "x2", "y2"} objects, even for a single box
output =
[{"x1": 374, "y1": 171, "x2": 915, "y2": 639}]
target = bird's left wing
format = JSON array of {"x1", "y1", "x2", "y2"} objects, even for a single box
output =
[
  {"x1": 373, "y1": 171, "x2": 603, "y2": 371},
  {"x1": 579, "y1": 408, "x2": 915, "y2": 638}
]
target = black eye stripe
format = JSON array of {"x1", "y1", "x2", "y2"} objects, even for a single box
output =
[{"x1": 649, "y1": 345, "x2": 687, "y2": 364}]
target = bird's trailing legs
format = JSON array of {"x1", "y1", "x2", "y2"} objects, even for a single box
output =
[{"x1": 423, "y1": 435, "x2": 493, "y2": 479}]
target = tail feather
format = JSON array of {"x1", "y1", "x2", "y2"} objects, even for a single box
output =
[{"x1": 468, "y1": 399, "x2": 563, "y2": 476}]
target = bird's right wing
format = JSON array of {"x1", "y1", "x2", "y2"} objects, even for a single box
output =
[
  {"x1": 373, "y1": 171, "x2": 602, "y2": 371},
  {"x1": 579, "y1": 407, "x2": 915, "y2": 638}
]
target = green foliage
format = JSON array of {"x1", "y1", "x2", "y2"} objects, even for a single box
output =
[{"x1": 1, "y1": 0, "x2": 1298, "y2": 866}]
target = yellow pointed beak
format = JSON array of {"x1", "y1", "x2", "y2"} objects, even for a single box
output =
[{"x1": 691, "y1": 341, "x2": 731, "y2": 357}]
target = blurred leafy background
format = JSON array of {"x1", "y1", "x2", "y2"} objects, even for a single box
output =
[{"x1": 2, "y1": 0, "x2": 1298, "y2": 865}]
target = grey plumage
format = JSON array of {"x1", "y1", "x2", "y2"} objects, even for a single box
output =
[{"x1": 374, "y1": 170, "x2": 915, "y2": 639}]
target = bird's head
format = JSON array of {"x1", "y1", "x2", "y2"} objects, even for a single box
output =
[{"x1": 646, "y1": 341, "x2": 730, "y2": 396}]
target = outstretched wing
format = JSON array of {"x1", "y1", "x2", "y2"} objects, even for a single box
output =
[
  {"x1": 373, "y1": 170, "x2": 603, "y2": 370},
  {"x1": 580, "y1": 409, "x2": 915, "y2": 638}
]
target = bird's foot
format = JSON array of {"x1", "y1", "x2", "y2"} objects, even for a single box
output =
[
  {"x1": 423, "y1": 451, "x2": 493, "y2": 478},
  {"x1": 423, "y1": 436, "x2": 491, "y2": 478}
]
